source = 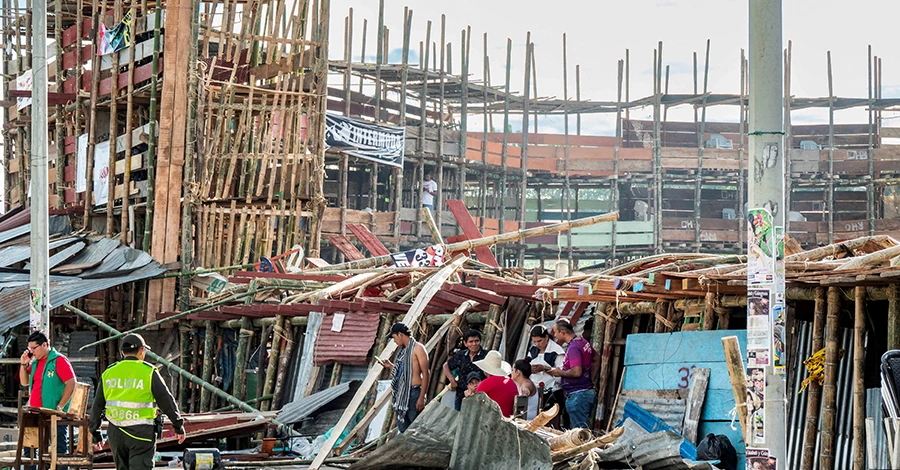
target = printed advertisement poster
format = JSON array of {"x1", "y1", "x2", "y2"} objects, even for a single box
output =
[
  {"x1": 746, "y1": 448, "x2": 775, "y2": 470},
  {"x1": 748, "y1": 208, "x2": 775, "y2": 285},
  {"x1": 391, "y1": 245, "x2": 445, "y2": 268},
  {"x1": 747, "y1": 368, "x2": 766, "y2": 444}
]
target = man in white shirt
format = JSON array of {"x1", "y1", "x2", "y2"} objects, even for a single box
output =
[{"x1": 422, "y1": 173, "x2": 438, "y2": 210}]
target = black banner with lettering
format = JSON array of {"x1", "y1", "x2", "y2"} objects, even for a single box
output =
[{"x1": 324, "y1": 113, "x2": 405, "y2": 167}]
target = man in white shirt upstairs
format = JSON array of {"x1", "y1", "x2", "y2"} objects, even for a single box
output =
[{"x1": 422, "y1": 173, "x2": 438, "y2": 210}]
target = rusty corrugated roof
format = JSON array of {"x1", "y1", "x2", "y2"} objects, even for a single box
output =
[{"x1": 314, "y1": 312, "x2": 379, "y2": 366}]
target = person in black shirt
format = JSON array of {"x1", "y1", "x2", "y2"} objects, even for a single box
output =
[{"x1": 443, "y1": 329, "x2": 487, "y2": 410}]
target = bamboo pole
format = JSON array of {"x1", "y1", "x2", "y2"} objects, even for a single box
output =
[
  {"x1": 693, "y1": 40, "x2": 710, "y2": 251},
  {"x1": 801, "y1": 287, "x2": 826, "y2": 470},
  {"x1": 562, "y1": 34, "x2": 573, "y2": 271},
  {"x1": 199, "y1": 321, "x2": 217, "y2": 411},
  {"x1": 702, "y1": 292, "x2": 717, "y2": 331},
  {"x1": 827, "y1": 51, "x2": 835, "y2": 244},
  {"x1": 785, "y1": 235, "x2": 897, "y2": 262},
  {"x1": 518, "y1": 34, "x2": 531, "y2": 268},
  {"x1": 821, "y1": 286, "x2": 841, "y2": 469},
  {"x1": 457, "y1": 25, "x2": 470, "y2": 207},
  {"x1": 889, "y1": 284, "x2": 900, "y2": 350},
  {"x1": 835, "y1": 244, "x2": 900, "y2": 271},
  {"x1": 234, "y1": 317, "x2": 253, "y2": 400},
  {"x1": 497, "y1": 37, "x2": 512, "y2": 264},
  {"x1": 121, "y1": 4, "x2": 138, "y2": 243},
  {"x1": 435, "y1": 15, "x2": 447, "y2": 230},
  {"x1": 853, "y1": 286, "x2": 866, "y2": 469},
  {"x1": 53, "y1": 0, "x2": 64, "y2": 209},
  {"x1": 867, "y1": 45, "x2": 875, "y2": 236},
  {"x1": 143, "y1": 7, "x2": 163, "y2": 252},
  {"x1": 307, "y1": 211, "x2": 619, "y2": 272},
  {"x1": 261, "y1": 316, "x2": 286, "y2": 412},
  {"x1": 612, "y1": 59, "x2": 624, "y2": 265}
]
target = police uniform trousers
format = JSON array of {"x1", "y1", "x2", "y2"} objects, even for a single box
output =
[{"x1": 107, "y1": 425, "x2": 156, "y2": 470}]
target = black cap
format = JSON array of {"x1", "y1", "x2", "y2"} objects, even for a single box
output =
[
  {"x1": 121, "y1": 333, "x2": 150, "y2": 353},
  {"x1": 466, "y1": 371, "x2": 484, "y2": 384},
  {"x1": 388, "y1": 322, "x2": 410, "y2": 338}
]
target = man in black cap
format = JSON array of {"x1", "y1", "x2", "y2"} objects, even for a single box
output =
[
  {"x1": 380, "y1": 323, "x2": 429, "y2": 432},
  {"x1": 90, "y1": 334, "x2": 186, "y2": 470}
]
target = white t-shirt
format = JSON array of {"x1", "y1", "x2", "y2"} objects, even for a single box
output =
[
  {"x1": 422, "y1": 180, "x2": 438, "y2": 206},
  {"x1": 528, "y1": 339, "x2": 566, "y2": 392}
]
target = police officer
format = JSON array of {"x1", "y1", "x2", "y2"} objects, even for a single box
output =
[{"x1": 89, "y1": 334, "x2": 186, "y2": 469}]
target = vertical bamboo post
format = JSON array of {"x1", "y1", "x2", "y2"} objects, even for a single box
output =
[
  {"x1": 783, "y1": 41, "x2": 793, "y2": 235},
  {"x1": 821, "y1": 286, "x2": 841, "y2": 469},
  {"x1": 199, "y1": 321, "x2": 216, "y2": 411},
  {"x1": 867, "y1": 46, "x2": 875, "y2": 236},
  {"x1": 612, "y1": 59, "x2": 624, "y2": 265},
  {"x1": 479, "y1": 32, "x2": 490, "y2": 225},
  {"x1": 457, "y1": 26, "x2": 470, "y2": 206},
  {"x1": 575, "y1": 64, "x2": 581, "y2": 135},
  {"x1": 343, "y1": 9, "x2": 352, "y2": 117},
  {"x1": 518, "y1": 34, "x2": 532, "y2": 268},
  {"x1": 653, "y1": 42, "x2": 663, "y2": 254},
  {"x1": 121, "y1": 4, "x2": 138, "y2": 243},
  {"x1": 498, "y1": 37, "x2": 512, "y2": 265},
  {"x1": 853, "y1": 286, "x2": 867, "y2": 469},
  {"x1": 702, "y1": 292, "x2": 716, "y2": 331},
  {"x1": 107, "y1": 4, "x2": 122, "y2": 236},
  {"x1": 562, "y1": 34, "x2": 573, "y2": 272},
  {"x1": 393, "y1": 8, "x2": 411, "y2": 250},
  {"x1": 374, "y1": 0, "x2": 384, "y2": 120},
  {"x1": 693, "y1": 40, "x2": 710, "y2": 251},
  {"x1": 180, "y1": 0, "x2": 200, "y2": 311},
  {"x1": 84, "y1": 0, "x2": 108, "y2": 227},
  {"x1": 738, "y1": 50, "x2": 747, "y2": 241},
  {"x1": 233, "y1": 317, "x2": 252, "y2": 400},
  {"x1": 801, "y1": 286, "x2": 826, "y2": 470},
  {"x1": 531, "y1": 47, "x2": 538, "y2": 133},
  {"x1": 889, "y1": 284, "x2": 900, "y2": 350},
  {"x1": 53, "y1": 0, "x2": 65, "y2": 209},
  {"x1": 415, "y1": 20, "x2": 432, "y2": 239},
  {"x1": 179, "y1": 326, "x2": 191, "y2": 409},
  {"x1": 261, "y1": 316, "x2": 285, "y2": 411},
  {"x1": 143, "y1": 7, "x2": 162, "y2": 252},
  {"x1": 436, "y1": 15, "x2": 446, "y2": 230},
  {"x1": 826, "y1": 51, "x2": 835, "y2": 244}
]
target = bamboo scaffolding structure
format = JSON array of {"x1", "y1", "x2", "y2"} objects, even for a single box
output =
[
  {"x1": 821, "y1": 286, "x2": 841, "y2": 469},
  {"x1": 801, "y1": 287, "x2": 826, "y2": 470}
]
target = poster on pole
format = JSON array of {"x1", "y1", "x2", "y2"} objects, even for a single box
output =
[
  {"x1": 747, "y1": 288, "x2": 771, "y2": 367},
  {"x1": 747, "y1": 367, "x2": 766, "y2": 444},
  {"x1": 16, "y1": 70, "x2": 32, "y2": 111},
  {"x1": 747, "y1": 208, "x2": 775, "y2": 285},
  {"x1": 746, "y1": 448, "x2": 775, "y2": 470},
  {"x1": 324, "y1": 113, "x2": 405, "y2": 168}
]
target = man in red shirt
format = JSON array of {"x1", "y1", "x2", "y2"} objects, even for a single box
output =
[
  {"x1": 19, "y1": 331, "x2": 77, "y2": 458},
  {"x1": 474, "y1": 350, "x2": 518, "y2": 417}
]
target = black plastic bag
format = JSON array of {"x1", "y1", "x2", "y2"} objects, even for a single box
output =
[{"x1": 696, "y1": 433, "x2": 737, "y2": 470}]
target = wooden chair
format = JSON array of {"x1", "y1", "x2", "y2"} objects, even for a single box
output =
[{"x1": 15, "y1": 383, "x2": 94, "y2": 469}]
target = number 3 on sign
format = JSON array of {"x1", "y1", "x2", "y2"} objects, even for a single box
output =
[{"x1": 677, "y1": 365, "x2": 697, "y2": 389}]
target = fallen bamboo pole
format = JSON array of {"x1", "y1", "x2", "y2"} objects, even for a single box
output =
[
  {"x1": 837, "y1": 244, "x2": 900, "y2": 271},
  {"x1": 66, "y1": 304, "x2": 282, "y2": 424},
  {"x1": 80, "y1": 287, "x2": 279, "y2": 350},
  {"x1": 307, "y1": 211, "x2": 620, "y2": 273},
  {"x1": 786, "y1": 235, "x2": 897, "y2": 262}
]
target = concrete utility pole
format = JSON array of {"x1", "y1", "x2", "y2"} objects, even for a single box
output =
[
  {"x1": 747, "y1": 0, "x2": 786, "y2": 468},
  {"x1": 30, "y1": 0, "x2": 50, "y2": 333}
]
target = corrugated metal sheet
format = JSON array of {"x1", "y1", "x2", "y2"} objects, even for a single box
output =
[
  {"x1": 613, "y1": 390, "x2": 687, "y2": 432},
  {"x1": 594, "y1": 419, "x2": 719, "y2": 470},
  {"x1": 867, "y1": 388, "x2": 889, "y2": 469},
  {"x1": 0, "y1": 228, "x2": 165, "y2": 331},
  {"x1": 276, "y1": 381, "x2": 353, "y2": 425},
  {"x1": 314, "y1": 312, "x2": 379, "y2": 366}
]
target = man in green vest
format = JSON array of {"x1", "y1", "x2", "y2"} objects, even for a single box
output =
[
  {"x1": 19, "y1": 331, "x2": 76, "y2": 459},
  {"x1": 90, "y1": 334, "x2": 185, "y2": 470}
]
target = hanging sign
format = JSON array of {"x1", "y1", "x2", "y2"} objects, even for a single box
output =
[{"x1": 324, "y1": 113, "x2": 405, "y2": 168}]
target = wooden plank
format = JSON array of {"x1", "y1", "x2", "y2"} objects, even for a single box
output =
[
  {"x1": 446, "y1": 199, "x2": 499, "y2": 267},
  {"x1": 327, "y1": 235, "x2": 365, "y2": 261},
  {"x1": 346, "y1": 223, "x2": 391, "y2": 257},
  {"x1": 682, "y1": 367, "x2": 710, "y2": 445},
  {"x1": 308, "y1": 256, "x2": 468, "y2": 469}
]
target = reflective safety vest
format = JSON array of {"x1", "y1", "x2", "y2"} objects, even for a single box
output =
[{"x1": 101, "y1": 360, "x2": 157, "y2": 427}]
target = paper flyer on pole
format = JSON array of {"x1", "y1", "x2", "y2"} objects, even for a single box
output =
[
  {"x1": 747, "y1": 367, "x2": 766, "y2": 444},
  {"x1": 747, "y1": 208, "x2": 775, "y2": 285},
  {"x1": 746, "y1": 448, "x2": 775, "y2": 470}
]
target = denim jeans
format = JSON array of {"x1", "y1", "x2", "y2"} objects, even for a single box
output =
[
  {"x1": 565, "y1": 388, "x2": 596, "y2": 430},
  {"x1": 397, "y1": 386, "x2": 421, "y2": 433},
  {"x1": 422, "y1": 204, "x2": 434, "y2": 210}
]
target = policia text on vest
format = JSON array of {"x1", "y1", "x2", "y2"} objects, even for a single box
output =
[{"x1": 90, "y1": 334, "x2": 185, "y2": 470}]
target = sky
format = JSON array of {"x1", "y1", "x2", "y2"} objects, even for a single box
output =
[{"x1": 327, "y1": 0, "x2": 900, "y2": 136}]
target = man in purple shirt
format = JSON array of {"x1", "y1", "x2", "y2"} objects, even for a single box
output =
[{"x1": 548, "y1": 319, "x2": 599, "y2": 429}]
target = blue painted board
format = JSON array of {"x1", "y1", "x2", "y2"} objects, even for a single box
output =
[
  {"x1": 624, "y1": 330, "x2": 747, "y2": 366},
  {"x1": 623, "y1": 363, "x2": 735, "y2": 391}
]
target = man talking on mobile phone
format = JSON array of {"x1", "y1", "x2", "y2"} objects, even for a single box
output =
[{"x1": 19, "y1": 331, "x2": 76, "y2": 460}]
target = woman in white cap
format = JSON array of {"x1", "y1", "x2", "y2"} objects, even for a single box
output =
[{"x1": 473, "y1": 350, "x2": 518, "y2": 417}]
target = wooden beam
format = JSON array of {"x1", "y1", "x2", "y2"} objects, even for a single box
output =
[
  {"x1": 853, "y1": 286, "x2": 866, "y2": 469},
  {"x1": 327, "y1": 235, "x2": 365, "y2": 261},
  {"x1": 347, "y1": 223, "x2": 391, "y2": 257},
  {"x1": 721, "y1": 335, "x2": 748, "y2": 440},
  {"x1": 445, "y1": 199, "x2": 499, "y2": 267},
  {"x1": 682, "y1": 367, "x2": 710, "y2": 445}
]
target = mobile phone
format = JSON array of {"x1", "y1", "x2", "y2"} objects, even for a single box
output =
[{"x1": 26, "y1": 350, "x2": 33, "y2": 359}]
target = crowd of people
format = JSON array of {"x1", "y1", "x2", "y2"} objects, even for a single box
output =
[{"x1": 387, "y1": 318, "x2": 600, "y2": 432}]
